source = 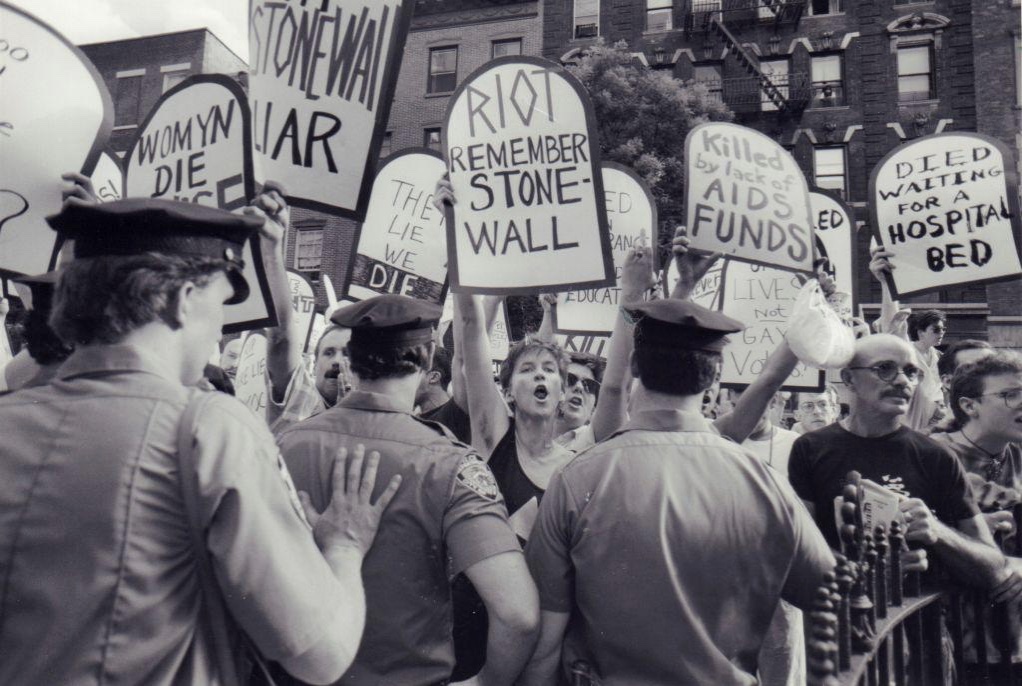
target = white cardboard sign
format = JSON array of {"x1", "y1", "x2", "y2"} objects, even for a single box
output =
[
  {"x1": 347, "y1": 149, "x2": 448, "y2": 302},
  {"x1": 235, "y1": 331, "x2": 268, "y2": 416},
  {"x1": 0, "y1": 2, "x2": 112, "y2": 275},
  {"x1": 443, "y1": 56, "x2": 614, "y2": 294},
  {"x1": 870, "y1": 132, "x2": 1022, "y2": 298},
  {"x1": 554, "y1": 332, "x2": 611, "y2": 360},
  {"x1": 809, "y1": 189, "x2": 856, "y2": 306},
  {"x1": 685, "y1": 122, "x2": 814, "y2": 273},
  {"x1": 124, "y1": 75, "x2": 276, "y2": 334},
  {"x1": 92, "y1": 149, "x2": 123, "y2": 203},
  {"x1": 287, "y1": 270, "x2": 317, "y2": 352},
  {"x1": 248, "y1": 0, "x2": 412, "y2": 220}
]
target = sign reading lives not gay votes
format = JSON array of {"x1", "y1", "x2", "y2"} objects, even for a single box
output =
[{"x1": 442, "y1": 56, "x2": 615, "y2": 294}]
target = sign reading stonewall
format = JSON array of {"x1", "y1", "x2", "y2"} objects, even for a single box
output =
[
  {"x1": 554, "y1": 162, "x2": 657, "y2": 335},
  {"x1": 809, "y1": 189, "x2": 856, "y2": 306},
  {"x1": 443, "y1": 56, "x2": 615, "y2": 294},
  {"x1": 718, "y1": 260, "x2": 823, "y2": 391},
  {"x1": 0, "y1": 2, "x2": 112, "y2": 275},
  {"x1": 124, "y1": 75, "x2": 275, "y2": 334},
  {"x1": 346, "y1": 149, "x2": 448, "y2": 302},
  {"x1": 685, "y1": 122, "x2": 814, "y2": 274},
  {"x1": 248, "y1": 0, "x2": 412, "y2": 220},
  {"x1": 870, "y1": 132, "x2": 1022, "y2": 298}
]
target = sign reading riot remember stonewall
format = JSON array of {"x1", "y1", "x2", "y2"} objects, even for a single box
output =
[
  {"x1": 346, "y1": 149, "x2": 448, "y2": 302},
  {"x1": 0, "y1": 2, "x2": 112, "y2": 275},
  {"x1": 718, "y1": 260, "x2": 824, "y2": 391},
  {"x1": 809, "y1": 189, "x2": 856, "y2": 306},
  {"x1": 124, "y1": 75, "x2": 275, "y2": 334},
  {"x1": 554, "y1": 162, "x2": 657, "y2": 334},
  {"x1": 685, "y1": 122, "x2": 814, "y2": 274},
  {"x1": 443, "y1": 56, "x2": 615, "y2": 294},
  {"x1": 248, "y1": 0, "x2": 412, "y2": 220},
  {"x1": 870, "y1": 132, "x2": 1022, "y2": 298}
]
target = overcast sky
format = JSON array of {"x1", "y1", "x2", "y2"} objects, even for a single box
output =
[{"x1": 11, "y1": 0, "x2": 250, "y2": 59}]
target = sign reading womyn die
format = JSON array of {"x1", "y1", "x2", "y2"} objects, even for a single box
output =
[
  {"x1": 686, "y1": 122, "x2": 814, "y2": 273},
  {"x1": 124, "y1": 75, "x2": 275, "y2": 333},
  {"x1": 443, "y1": 56, "x2": 615, "y2": 294},
  {"x1": 347, "y1": 149, "x2": 448, "y2": 302},
  {"x1": 554, "y1": 162, "x2": 657, "y2": 334},
  {"x1": 870, "y1": 132, "x2": 1022, "y2": 298},
  {"x1": 248, "y1": 0, "x2": 412, "y2": 220}
]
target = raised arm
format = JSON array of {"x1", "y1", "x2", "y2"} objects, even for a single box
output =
[
  {"x1": 536, "y1": 294, "x2": 557, "y2": 343},
  {"x1": 455, "y1": 293, "x2": 512, "y2": 455},
  {"x1": 869, "y1": 247, "x2": 910, "y2": 338},
  {"x1": 714, "y1": 340, "x2": 799, "y2": 443}
]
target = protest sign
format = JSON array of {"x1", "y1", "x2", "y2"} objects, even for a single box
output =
[
  {"x1": 490, "y1": 302, "x2": 511, "y2": 364},
  {"x1": 554, "y1": 162, "x2": 656, "y2": 335},
  {"x1": 718, "y1": 259, "x2": 824, "y2": 391},
  {"x1": 0, "y1": 2, "x2": 112, "y2": 275},
  {"x1": 91, "y1": 149, "x2": 123, "y2": 203},
  {"x1": 685, "y1": 122, "x2": 814, "y2": 274},
  {"x1": 235, "y1": 332, "x2": 268, "y2": 416},
  {"x1": 307, "y1": 312, "x2": 328, "y2": 355},
  {"x1": 661, "y1": 258, "x2": 725, "y2": 311},
  {"x1": 443, "y1": 56, "x2": 614, "y2": 294},
  {"x1": 554, "y1": 332, "x2": 612, "y2": 360},
  {"x1": 248, "y1": 0, "x2": 412, "y2": 220},
  {"x1": 870, "y1": 132, "x2": 1022, "y2": 298},
  {"x1": 124, "y1": 75, "x2": 275, "y2": 334},
  {"x1": 809, "y1": 188, "x2": 856, "y2": 306},
  {"x1": 287, "y1": 270, "x2": 317, "y2": 351},
  {"x1": 346, "y1": 149, "x2": 448, "y2": 302}
]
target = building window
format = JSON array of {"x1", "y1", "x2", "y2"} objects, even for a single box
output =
[
  {"x1": 294, "y1": 228, "x2": 324, "y2": 280},
  {"x1": 428, "y1": 46, "x2": 458, "y2": 94},
  {"x1": 424, "y1": 127, "x2": 442, "y2": 151},
  {"x1": 380, "y1": 131, "x2": 393, "y2": 158},
  {"x1": 807, "y1": 0, "x2": 842, "y2": 15},
  {"x1": 693, "y1": 63, "x2": 723, "y2": 103},
  {"x1": 814, "y1": 147, "x2": 847, "y2": 199},
  {"x1": 574, "y1": 0, "x2": 599, "y2": 39},
  {"x1": 646, "y1": 0, "x2": 673, "y2": 32},
  {"x1": 760, "y1": 57, "x2": 789, "y2": 112},
  {"x1": 114, "y1": 71, "x2": 144, "y2": 127},
  {"x1": 897, "y1": 44, "x2": 935, "y2": 101},
  {"x1": 492, "y1": 38, "x2": 522, "y2": 59},
  {"x1": 810, "y1": 53, "x2": 844, "y2": 106},
  {"x1": 161, "y1": 63, "x2": 191, "y2": 92}
]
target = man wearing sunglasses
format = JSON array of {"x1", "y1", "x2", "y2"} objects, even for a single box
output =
[
  {"x1": 789, "y1": 334, "x2": 1022, "y2": 604},
  {"x1": 555, "y1": 352, "x2": 604, "y2": 453}
]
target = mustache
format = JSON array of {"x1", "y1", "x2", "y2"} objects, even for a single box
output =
[{"x1": 324, "y1": 366, "x2": 341, "y2": 380}]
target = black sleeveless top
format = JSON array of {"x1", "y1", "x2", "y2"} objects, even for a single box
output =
[{"x1": 487, "y1": 420, "x2": 545, "y2": 516}]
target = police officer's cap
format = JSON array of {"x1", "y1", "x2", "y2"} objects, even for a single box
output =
[
  {"x1": 331, "y1": 294, "x2": 442, "y2": 347},
  {"x1": 11, "y1": 272, "x2": 58, "y2": 314},
  {"x1": 626, "y1": 299, "x2": 744, "y2": 352},
  {"x1": 46, "y1": 199, "x2": 261, "y2": 304}
]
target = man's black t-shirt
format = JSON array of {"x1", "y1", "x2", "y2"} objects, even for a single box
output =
[
  {"x1": 420, "y1": 398, "x2": 472, "y2": 445},
  {"x1": 788, "y1": 423, "x2": 978, "y2": 547}
]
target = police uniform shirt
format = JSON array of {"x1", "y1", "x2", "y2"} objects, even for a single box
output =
[
  {"x1": 525, "y1": 409, "x2": 836, "y2": 686},
  {"x1": 276, "y1": 389, "x2": 520, "y2": 685},
  {"x1": 0, "y1": 345, "x2": 349, "y2": 685}
]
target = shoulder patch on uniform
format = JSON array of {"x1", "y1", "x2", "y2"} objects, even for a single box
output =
[
  {"x1": 277, "y1": 453, "x2": 312, "y2": 529},
  {"x1": 455, "y1": 454, "x2": 499, "y2": 501}
]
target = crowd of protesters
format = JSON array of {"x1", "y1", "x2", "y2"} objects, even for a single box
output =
[{"x1": 0, "y1": 173, "x2": 1019, "y2": 686}]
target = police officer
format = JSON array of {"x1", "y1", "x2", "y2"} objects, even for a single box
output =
[
  {"x1": 521, "y1": 299, "x2": 836, "y2": 686},
  {"x1": 0, "y1": 198, "x2": 399, "y2": 685},
  {"x1": 277, "y1": 294, "x2": 540, "y2": 686}
]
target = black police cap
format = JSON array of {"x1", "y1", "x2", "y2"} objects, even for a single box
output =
[
  {"x1": 626, "y1": 299, "x2": 744, "y2": 352},
  {"x1": 46, "y1": 199, "x2": 262, "y2": 305},
  {"x1": 331, "y1": 294, "x2": 442, "y2": 347},
  {"x1": 11, "y1": 271, "x2": 58, "y2": 314}
]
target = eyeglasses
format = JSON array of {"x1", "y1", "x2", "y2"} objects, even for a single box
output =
[
  {"x1": 971, "y1": 388, "x2": 1022, "y2": 410},
  {"x1": 567, "y1": 372, "x2": 600, "y2": 395},
  {"x1": 846, "y1": 361, "x2": 921, "y2": 383},
  {"x1": 799, "y1": 400, "x2": 832, "y2": 412}
]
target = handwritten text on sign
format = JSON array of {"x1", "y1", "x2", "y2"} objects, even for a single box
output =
[
  {"x1": 91, "y1": 150, "x2": 123, "y2": 203},
  {"x1": 287, "y1": 270, "x2": 317, "y2": 351},
  {"x1": 555, "y1": 163, "x2": 655, "y2": 333},
  {"x1": 235, "y1": 332, "x2": 268, "y2": 417},
  {"x1": 809, "y1": 190, "x2": 854, "y2": 302},
  {"x1": 719, "y1": 260, "x2": 822, "y2": 391},
  {"x1": 871, "y1": 133, "x2": 1022, "y2": 298},
  {"x1": 444, "y1": 57, "x2": 613, "y2": 293},
  {"x1": 248, "y1": 0, "x2": 409, "y2": 218},
  {"x1": 349, "y1": 150, "x2": 448, "y2": 302},
  {"x1": 686, "y1": 122, "x2": 814, "y2": 273}
]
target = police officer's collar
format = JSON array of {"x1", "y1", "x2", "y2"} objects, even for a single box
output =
[
  {"x1": 57, "y1": 344, "x2": 182, "y2": 386},
  {"x1": 338, "y1": 388, "x2": 414, "y2": 415},
  {"x1": 620, "y1": 408, "x2": 719, "y2": 434}
]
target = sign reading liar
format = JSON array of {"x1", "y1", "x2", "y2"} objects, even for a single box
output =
[
  {"x1": 809, "y1": 189, "x2": 855, "y2": 306},
  {"x1": 870, "y1": 132, "x2": 1022, "y2": 298},
  {"x1": 685, "y1": 122, "x2": 814, "y2": 274},
  {"x1": 0, "y1": 2, "x2": 112, "y2": 275},
  {"x1": 443, "y1": 56, "x2": 615, "y2": 294},
  {"x1": 248, "y1": 0, "x2": 412, "y2": 220},
  {"x1": 124, "y1": 75, "x2": 276, "y2": 334},
  {"x1": 718, "y1": 260, "x2": 823, "y2": 391},
  {"x1": 287, "y1": 270, "x2": 317, "y2": 351},
  {"x1": 347, "y1": 149, "x2": 448, "y2": 302},
  {"x1": 554, "y1": 162, "x2": 656, "y2": 335}
]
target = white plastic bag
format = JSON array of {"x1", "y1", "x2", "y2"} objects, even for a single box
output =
[{"x1": 786, "y1": 280, "x2": 855, "y2": 369}]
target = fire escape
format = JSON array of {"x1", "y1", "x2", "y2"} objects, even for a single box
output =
[{"x1": 686, "y1": 0, "x2": 811, "y2": 117}]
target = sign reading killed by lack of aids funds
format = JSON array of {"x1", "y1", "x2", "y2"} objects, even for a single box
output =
[
  {"x1": 686, "y1": 122, "x2": 814, "y2": 274},
  {"x1": 347, "y1": 150, "x2": 448, "y2": 302},
  {"x1": 443, "y1": 56, "x2": 615, "y2": 295},
  {"x1": 809, "y1": 189, "x2": 856, "y2": 307},
  {"x1": 248, "y1": 0, "x2": 412, "y2": 220},
  {"x1": 554, "y1": 162, "x2": 657, "y2": 335},
  {"x1": 870, "y1": 132, "x2": 1022, "y2": 298},
  {"x1": 0, "y1": 2, "x2": 113, "y2": 275},
  {"x1": 124, "y1": 75, "x2": 276, "y2": 334}
]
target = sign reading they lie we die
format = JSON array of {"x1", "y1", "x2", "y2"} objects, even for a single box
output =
[{"x1": 443, "y1": 56, "x2": 615, "y2": 295}]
